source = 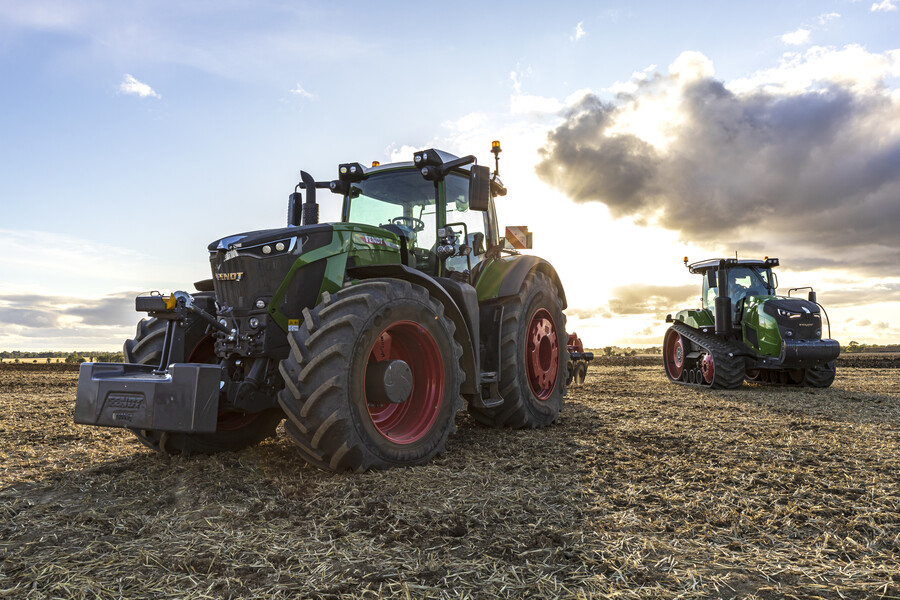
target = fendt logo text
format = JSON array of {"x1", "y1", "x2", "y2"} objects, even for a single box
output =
[{"x1": 215, "y1": 272, "x2": 244, "y2": 281}]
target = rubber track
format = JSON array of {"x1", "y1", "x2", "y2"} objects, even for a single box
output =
[{"x1": 669, "y1": 322, "x2": 745, "y2": 389}]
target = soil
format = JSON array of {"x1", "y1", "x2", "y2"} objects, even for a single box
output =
[{"x1": 1, "y1": 361, "x2": 898, "y2": 599}]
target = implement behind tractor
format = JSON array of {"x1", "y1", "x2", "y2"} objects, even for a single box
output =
[
  {"x1": 663, "y1": 257, "x2": 839, "y2": 389},
  {"x1": 75, "y1": 142, "x2": 570, "y2": 471},
  {"x1": 565, "y1": 333, "x2": 593, "y2": 387}
]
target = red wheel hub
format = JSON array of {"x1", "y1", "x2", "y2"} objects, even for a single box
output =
[
  {"x1": 526, "y1": 308, "x2": 559, "y2": 401},
  {"x1": 365, "y1": 321, "x2": 444, "y2": 444},
  {"x1": 664, "y1": 329, "x2": 685, "y2": 380},
  {"x1": 701, "y1": 353, "x2": 715, "y2": 384}
]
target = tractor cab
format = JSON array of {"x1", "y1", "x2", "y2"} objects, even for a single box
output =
[
  {"x1": 339, "y1": 159, "x2": 499, "y2": 281},
  {"x1": 699, "y1": 262, "x2": 776, "y2": 325}
]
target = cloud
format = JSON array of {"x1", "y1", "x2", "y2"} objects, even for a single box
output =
[
  {"x1": 818, "y1": 12, "x2": 841, "y2": 25},
  {"x1": 816, "y1": 282, "x2": 900, "y2": 307},
  {"x1": 536, "y1": 47, "x2": 900, "y2": 275},
  {"x1": 781, "y1": 28, "x2": 811, "y2": 45},
  {"x1": 118, "y1": 74, "x2": 161, "y2": 99},
  {"x1": 607, "y1": 284, "x2": 697, "y2": 318},
  {"x1": 872, "y1": 0, "x2": 897, "y2": 11},
  {"x1": 0, "y1": 292, "x2": 140, "y2": 329},
  {"x1": 290, "y1": 82, "x2": 314, "y2": 99},
  {"x1": 571, "y1": 21, "x2": 586, "y2": 42}
]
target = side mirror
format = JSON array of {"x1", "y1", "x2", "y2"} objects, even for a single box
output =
[
  {"x1": 469, "y1": 165, "x2": 491, "y2": 211},
  {"x1": 706, "y1": 270, "x2": 717, "y2": 288}
]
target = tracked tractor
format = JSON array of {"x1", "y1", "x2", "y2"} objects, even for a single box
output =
[
  {"x1": 74, "y1": 142, "x2": 569, "y2": 471},
  {"x1": 663, "y1": 257, "x2": 839, "y2": 389}
]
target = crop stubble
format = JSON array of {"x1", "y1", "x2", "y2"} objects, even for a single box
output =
[{"x1": 0, "y1": 360, "x2": 898, "y2": 599}]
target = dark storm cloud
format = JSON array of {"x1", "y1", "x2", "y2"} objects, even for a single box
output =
[
  {"x1": 0, "y1": 292, "x2": 139, "y2": 329},
  {"x1": 536, "y1": 71, "x2": 900, "y2": 274}
]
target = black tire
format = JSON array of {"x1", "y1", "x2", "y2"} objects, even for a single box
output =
[
  {"x1": 468, "y1": 271, "x2": 567, "y2": 428},
  {"x1": 124, "y1": 312, "x2": 282, "y2": 455},
  {"x1": 277, "y1": 279, "x2": 464, "y2": 472},
  {"x1": 802, "y1": 362, "x2": 836, "y2": 388}
]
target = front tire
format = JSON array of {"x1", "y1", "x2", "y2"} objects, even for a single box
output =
[
  {"x1": 124, "y1": 310, "x2": 282, "y2": 455},
  {"x1": 802, "y1": 362, "x2": 836, "y2": 388},
  {"x1": 468, "y1": 271, "x2": 567, "y2": 428},
  {"x1": 277, "y1": 279, "x2": 464, "y2": 472}
]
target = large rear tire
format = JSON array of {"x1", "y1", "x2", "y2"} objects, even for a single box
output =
[
  {"x1": 277, "y1": 279, "x2": 464, "y2": 472},
  {"x1": 124, "y1": 310, "x2": 282, "y2": 455},
  {"x1": 468, "y1": 272, "x2": 567, "y2": 428}
]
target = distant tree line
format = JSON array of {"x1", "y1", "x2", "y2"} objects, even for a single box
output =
[
  {"x1": 842, "y1": 342, "x2": 900, "y2": 353},
  {"x1": 1, "y1": 351, "x2": 124, "y2": 363}
]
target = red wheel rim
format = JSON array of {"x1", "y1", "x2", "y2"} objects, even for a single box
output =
[
  {"x1": 189, "y1": 333, "x2": 258, "y2": 432},
  {"x1": 365, "y1": 321, "x2": 444, "y2": 444},
  {"x1": 526, "y1": 308, "x2": 559, "y2": 401},
  {"x1": 664, "y1": 329, "x2": 685, "y2": 380},
  {"x1": 701, "y1": 353, "x2": 715, "y2": 384}
]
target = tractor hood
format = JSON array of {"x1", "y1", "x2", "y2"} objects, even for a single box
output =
[
  {"x1": 207, "y1": 223, "x2": 333, "y2": 253},
  {"x1": 761, "y1": 296, "x2": 822, "y2": 341}
]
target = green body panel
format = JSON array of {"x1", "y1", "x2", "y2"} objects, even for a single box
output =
[
  {"x1": 268, "y1": 223, "x2": 402, "y2": 331},
  {"x1": 741, "y1": 295, "x2": 785, "y2": 357},
  {"x1": 673, "y1": 309, "x2": 714, "y2": 329},
  {"x1": 472, "y1": 255, "x2": 517, "y2": 301}
]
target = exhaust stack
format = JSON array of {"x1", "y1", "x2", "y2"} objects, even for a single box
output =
[{"x1": 714, "y1": 260, "x2": 732, "y2": 335}]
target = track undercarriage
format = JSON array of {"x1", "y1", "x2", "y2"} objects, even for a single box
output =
[{"x1": 663, "y1": 322, "x2": 836, "y2": 389}]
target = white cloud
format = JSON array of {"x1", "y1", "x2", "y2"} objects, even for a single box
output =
[
  {"x1": 781, "y1": 28, "x2": 811, "y2": 46},
  {"x1": 729, "y1": 45, "x2": 900, "y2": 95},
  {"x1": 510, "y1": 65, "x2": 532, "y2": 94},
  {"x1": 818, "y1": 12, "x2": 841, "y2": 25},
  {"x1": 118, "y1": 74, "x2": 161, "y2": 99},
  {"x1": 570, "y1": 21, "x2": 586, "y2": 42},
  {"x1": 290, "y1": 82, "x2": 314, "y2": 99},
  {"x1": 871, "y1": 0, "x2": 897, "y2": 11}
]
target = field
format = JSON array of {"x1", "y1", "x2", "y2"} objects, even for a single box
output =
[{"x1": 1, "y1": 359, "x2": 898, "y2": 599}]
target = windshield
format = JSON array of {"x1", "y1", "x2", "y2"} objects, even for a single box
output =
[
  {"x1": 345, "y1": 169, "x2": 438, "y2": 249},
  {"x1": 701, "y1": 266, "x2": 775, "y2": 310}
]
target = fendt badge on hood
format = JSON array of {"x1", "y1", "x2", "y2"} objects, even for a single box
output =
[{"x1": 215, "y1": 272, "x2": 244, "y2": 281}]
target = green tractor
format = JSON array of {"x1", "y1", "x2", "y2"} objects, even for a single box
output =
[
  {"x1": 75, "y1": 142, "x2": 569, "y2": 471},
  {"x1": 663, "y1": 257, "x2": 839, "y2": 389}
]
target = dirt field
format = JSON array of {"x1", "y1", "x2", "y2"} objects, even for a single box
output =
[{"x1": 1, "y1": 360, "x2": 898, "y2": 599}]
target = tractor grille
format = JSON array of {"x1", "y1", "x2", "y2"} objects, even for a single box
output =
[
  {"x1": 210, "y1": 251, "x2": 298, "y2": 311},
  {"x1": 208, "y1": 228, "x2": 332, "y2": 312},
  {"x1": 764, "y1": 298, "x2": 822, "y2": 341}
]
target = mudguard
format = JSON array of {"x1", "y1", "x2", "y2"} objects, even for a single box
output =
[{"x1": 476, "y1": 255, "x2": 567, "y2": 308}]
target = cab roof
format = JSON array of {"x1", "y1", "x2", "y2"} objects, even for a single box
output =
[{"x1": 688, "y1": 257, "x2": 779, "y2": 274}]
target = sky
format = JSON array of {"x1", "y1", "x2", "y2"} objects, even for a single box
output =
[{"x1": 1, "y1": 0, "x2": 899, "y2": 351}]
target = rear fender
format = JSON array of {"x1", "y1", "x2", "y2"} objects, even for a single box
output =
[{"x1": 476, "y1": 255, "x2": 567, "y2": 308}]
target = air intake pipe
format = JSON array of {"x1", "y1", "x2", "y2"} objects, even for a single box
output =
[
  {"x1": 714, "y1": 260, "x2": 732, "y2": 336},
  {"x1": 288, "y1": 170, "x2": 320, "y2": 227}
]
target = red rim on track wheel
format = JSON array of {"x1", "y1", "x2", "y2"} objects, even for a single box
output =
[
  {"x1": 664, "y1": 329, "x2": 685, "y2": 380},
  {"x1": 701, "y1": 353, "x2": 715, "y2": 384}
]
